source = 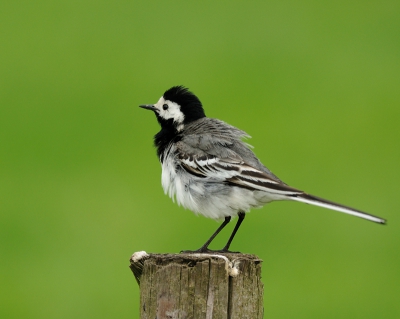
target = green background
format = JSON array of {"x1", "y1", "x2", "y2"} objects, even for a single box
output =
[{"x1": 1, "y1": 1, "x2": 399, "y2": 318}]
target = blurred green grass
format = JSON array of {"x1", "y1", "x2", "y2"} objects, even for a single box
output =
[{"x1": 1, "y1": 1, "x2": 399, "y2": 318}]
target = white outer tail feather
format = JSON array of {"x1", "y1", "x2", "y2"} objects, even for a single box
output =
[{"x1": 291, "y1": 194, "x2": 386, "y2": 224}]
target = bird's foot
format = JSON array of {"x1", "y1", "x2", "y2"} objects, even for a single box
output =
[{"x1": 180, "y1": 247, "x2": 241, "y2": 254}]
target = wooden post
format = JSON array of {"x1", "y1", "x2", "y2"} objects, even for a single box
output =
[{"x1": 130, "y1": 251, "x2": 264, "y2": 319}]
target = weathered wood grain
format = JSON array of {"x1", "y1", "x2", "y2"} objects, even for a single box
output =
[{"x1": 130, "y1": 252, "x2": 264, "y2": 319}]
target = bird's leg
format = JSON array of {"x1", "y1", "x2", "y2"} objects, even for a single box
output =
[
  {"x1": 181, "y1": 216, "x2": 231, "y2": 253},
  {"x1": 220, "y1": 212, "x2": 245, "y2": 252}
]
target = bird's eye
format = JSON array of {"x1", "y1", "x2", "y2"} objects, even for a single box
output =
[{"x1": 163, "y1": 104, "x2": 169, "y2": 110}]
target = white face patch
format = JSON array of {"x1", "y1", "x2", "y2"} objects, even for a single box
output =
[{"x1": 154, "y1": 96, "x2": 185, "y2": 128}]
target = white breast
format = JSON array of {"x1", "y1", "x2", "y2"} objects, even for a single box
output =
[{"x1": 160, "y1": 145, "x2": 279, "y2": 220}]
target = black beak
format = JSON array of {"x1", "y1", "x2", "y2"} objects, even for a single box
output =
[{"x1": 139, "y1": 104, "x2": 158, "y2": 111}]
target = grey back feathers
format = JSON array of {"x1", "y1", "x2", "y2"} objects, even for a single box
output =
[{"x1": 179, "y1": 118, "x2": 283, "y2": 183}]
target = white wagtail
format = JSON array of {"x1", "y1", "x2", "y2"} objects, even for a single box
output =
[{"x1": 140, "y1": 86, "x2": 386, "y2": 253}]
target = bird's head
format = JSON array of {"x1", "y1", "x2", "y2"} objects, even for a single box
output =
[{"x1": 139, "y1": 86, "x2": 206, "y2": 131}]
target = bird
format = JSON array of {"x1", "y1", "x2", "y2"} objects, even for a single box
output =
[{"x1": 139, "y1": 85, "x2": 386, "y2": 253}]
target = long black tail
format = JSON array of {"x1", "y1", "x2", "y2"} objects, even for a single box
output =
[{"x1": 291, "y1": 193, "x2": 386, "y2": 224}]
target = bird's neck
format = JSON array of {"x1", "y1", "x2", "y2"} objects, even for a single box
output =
[{"x1": 154, "y1": 126, "x2": 181, "y2": 163}]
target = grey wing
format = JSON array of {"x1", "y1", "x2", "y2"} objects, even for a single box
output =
[
  {"x1": 177, "y1": 118, "x2": 303, "y2": 196},
  {"x1": 181, "y1": 118, "x2": 282, "y2": 179}
]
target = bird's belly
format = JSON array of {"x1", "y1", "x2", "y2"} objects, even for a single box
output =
[{"x1": 161, "y1": 162, "x2": 278, "y2": 219}]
